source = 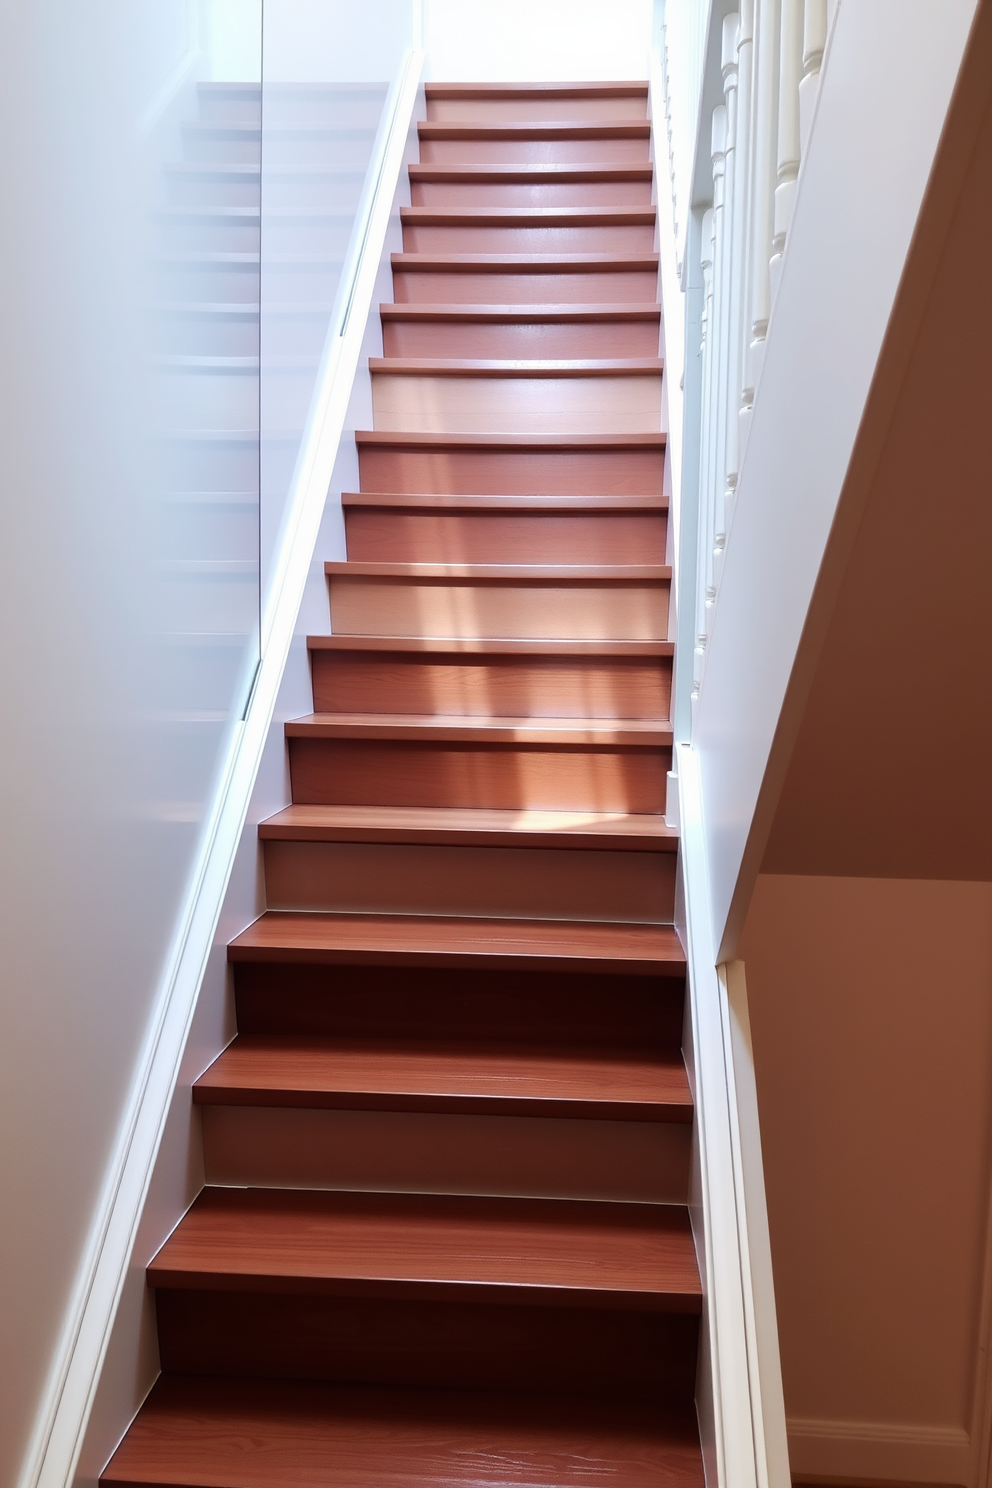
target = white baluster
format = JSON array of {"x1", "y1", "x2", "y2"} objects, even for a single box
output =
[
  {"x1": 693, "y1": 204, "x2": 715, "y2": 699},
  {"x1": 769, "y1": 0, "x2": 802, "y2": 302},
  {"x1": 741, "y1": 0, "x2": 779, "y2": 452},
  {"x1": 713, "y1": 11, "x2": 740, "y2": 584},
  {"x1": 799, "y1": 0, "x2": 827, "y2": 152},
  {"x1": 703, "y1": 105, "x2": 726, "y2": 640},
  {"x1": 726, "y1": 1, "x2": 753, "y2": 527}
]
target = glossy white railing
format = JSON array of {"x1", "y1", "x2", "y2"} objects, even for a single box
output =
[{"x1": 657, "y1": 0, "x2": 831, "y2": 717}]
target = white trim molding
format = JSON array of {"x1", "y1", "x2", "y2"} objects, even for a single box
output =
[
  {"x1": 788, "y1": 1416, "x2": 971, "y2": 1486},
  {"x1": 19, "y1": 47, "x2": 425, "y2": 1488},
  {"x1": 677, "y1": 741, "x2": 790, "y2": 1488}
]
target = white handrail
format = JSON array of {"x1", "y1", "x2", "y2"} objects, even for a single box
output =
[{"x1": 23, "y1": 45, "x2": 425, "y2": 1488}]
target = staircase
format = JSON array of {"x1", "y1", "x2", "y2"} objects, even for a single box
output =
[{"x1": 103, "y1": 80, "x2": 703, "y2": 1488}]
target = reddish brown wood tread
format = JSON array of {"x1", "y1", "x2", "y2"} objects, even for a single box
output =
[
  {"x1": 379, "y1": 301, "x2": 662, "y2": 321},
  {"x1": 228, "y1": 912, "x2": 685, "y2": 974},
  {"x1": 257, "y1": 803, "x2": 678, "y2": 851},
  {"x1": 409, "y1": 164, "x2": 655, "y2": 182},
  {"x1": 426, "y1": 82, "x2": 649, "y2": 98},
  {"x1": 392, "y1": 251, "x2": 660, "y2": 271},
  {"x1": 369, "y1": 357, "x2": 664, "y2": 376},
  {"x1": 356, "y1": 429, "x2": 666, "y2": 448},
  {"x1": 325, "y1": 559, "x2": 670, "y2": 579},
  {"x1": 307, "y1": 634, "x2": 673, "y2": 652},
  {"x1": 341, "y1": 490, "x2": 669, "y2": 510},
  {"x1": 401, "y1": 207, "x2": 656, "y2": 226},
  {"x1": 193, "y1": 1034, "x2": 692, "y2": 1122},
  {"x1": 419, "y1": 122, "x2": 652, "y2": 141},
  {"x1": 148, "y1": 1188, "x2": 701, "y2": 1310},
  {"x1": 102, "y1": 1375, "x2": 703, "y2": 1488},
  {"x1": 284, "y1": 713, "x2": 673, "y2": 745}
]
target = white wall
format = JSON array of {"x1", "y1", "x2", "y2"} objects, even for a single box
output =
[{"x1": 424, "y1": 0, "x2": 652, "y2": 81}]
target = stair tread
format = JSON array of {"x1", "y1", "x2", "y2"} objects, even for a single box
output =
[
  {"x1": 228, "y1": 911, "x2": 685, "y2": 973},
  {"x1": 425, "y1": 82, "x2": 649, "y2": 97},
  {"x1": 392, "y1": 251, "x2": 660, "y2": 268},
  {"x1": 257, "y1": 803, "x2": 678, "y2": 850},
  {"x1": 379, "y1": 301, "x2": 661, "y2": 320},
  {"x1": 401, "y1": 207, "x2": 656, "y2": 225},
  {"x1": 284, "y1": 713, "x2": 672, "y2": 744},
  {"x1": 419, "y1": 122, "x2": 651, "y2": 139},
  {"x1": 341, "y1": 490, "x2": 668, "y2": 509},
  {"x1": 324, "y1": 559, "x2": 670, "y2": 579},
  {"x1": 368, "y1": 357, "x2": 664, "y2": 376},
  {"x1": 410, "y1": 162, "x2": 654, "y2": 180},
  {"x1": 147, "y1": 1187, "x2": 701, "y2": 1307},
  {"x1": 306, "y1": 633, "x2": 673, "y2": 650},
  {"x1": 193, "y1": 1034, "x2": 693, "y2": 1120},
  {"x1": 101, "y1": 1375, "x2": 703, "y2": 1488},
  {"x1": 356, "y1": 430, "x2": 666, "y2": 447}
]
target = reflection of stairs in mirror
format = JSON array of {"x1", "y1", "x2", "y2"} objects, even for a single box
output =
[{"x1": 105, "y1": 82, "x2": 703, "y2": 1488}]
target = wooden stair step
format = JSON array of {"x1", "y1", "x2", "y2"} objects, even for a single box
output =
[
  {"x1": 193, "y1": 1034, "x2": 692, "y2": 1121},
  {"x1": 342, "y1": 490, "x2": 668, "y2": 508},
  {"x1": 284, "y1": 713, "x2": 671, "y2": 744},
  {"x1": 228, "y1": 912, "x2": 685, "y2": 974},
  {"x1": 257, "y1": 803, "x2": 678, "y2": 851},
  {"x1": 356, "y1": 430, "x2": 665, "y2": 497},
  {"x1": 425, "y1": 82, "x2": 650, "y2": 98},
  {"x1": 410, "y1": 164, "x2": 654, "y2": 181},
  {"x1": 305, "y1": 637, "x2": 671, "y2": 720},
  {"x1": 324, "y1": 560, "x2": 670, "y2": 577},
  {"x1": 101, "y1": 1375, "x2": 704, "y2": 1488},
  {"x1": 147, "y1": 1187, "x2": 701, "y2": 1310},
  {"x1": 369, "y1": 356, "x2": 663, "y2": 375},
  {"x1": 381, "y1": 303, "x2": 662, "y2": 362},
  {"x1": 392, "y1": 252, "x2": 659, "y2": 271},
  {"x1": 418, "y1": 122, "x2": 651, "y2": 141},
  {"x1": 400, "y1": 207, "x2": 656, "y2": 226}
]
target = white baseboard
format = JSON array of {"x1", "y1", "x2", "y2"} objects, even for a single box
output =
[{"x1": 788, "y1": 1416, "x2": 970, "y2": 1485}]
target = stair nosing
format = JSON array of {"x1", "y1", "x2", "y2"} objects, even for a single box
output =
[
  {"x1": 391, "y1": 251, "x2": 660, "y2": 271},
  {"x1": 284, "y1": 712, "x2": 673, "y2": 746},
  {"x1": 341, "y1": 491, "x2": 669, "y2": 510},
  {"x1": 368, "y1": 356, "x2": 664, "y2": 377},
  {"x1": 323, "y1": 560, "x2": 671, "y2": 578},
  {"x1": 306, "y1": 633, "x2": 673, "y2": 652},
  {"x1": 378, "y1": 301, "x2": 661, "y2": 321},
  {"x1": 355, "y1": 430, "x2": 666, "y2": 448},
  {"x1": 418, "y1": 121, "x2": 651, "y2": 139}
]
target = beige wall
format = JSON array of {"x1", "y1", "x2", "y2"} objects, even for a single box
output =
[{"x1": 739, "y1": 874, "x2": 992, "y2": 1485}]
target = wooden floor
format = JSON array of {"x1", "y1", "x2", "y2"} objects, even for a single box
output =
[{"x1": 103, "y1": 79, "x2": 701, "y2": 1488}]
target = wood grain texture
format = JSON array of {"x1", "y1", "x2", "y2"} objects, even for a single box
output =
[
  {"x1": 147, "y1": 1188, "x2": 702, "y2": 1310},
  {"x1": 380, "y1": 307, "x2": 661, "y2": 357},
  {"x1": 257, "y1": 803, "x2": 679, "y2": 851},
  {"x1": 370, "y1": 370, "x2": 662, "y2": 435},
  {"x1": 260, "y1": 837, "x2": 676, "y2": 923},
  {"x1": 193, "y1": 1036, "x2": 692, "y2": 1122},
  {"x1": 411, "y1": 179, "x2": 654, "y2": 209},
  {"x1": 418, "y1": 122, "x2": 651, "y2": 141},
  {"x1": 287, "y1": 736, "x2": 670, "y2": 812},
  {"x1": 228, "y1": 912, "x2": 686, "y2": 975},
  {"x1": 418, "y1": 138, "x2": 651, "y2": 166},
  {"x1": 307, "y1": 645, "x2": 672, "y2": 719},
  {"x1": 356, "y1": 432, "x2": 665, "y2": 496},
  {"x1": 102, "y1": 1376, "x2": 704, "y2": 1488},
  {"x1": 342, "y1": 505, "x2": 669, "y2": 562},
  {"x1": 402, "y1": 224, "x2": 656, "y2": 255},
  {"x1": 284, "y1": 712, "x2": 671, "y2": 743},
  {"x1": 392, "y1": 266, "x2": 658, "y2": 304}
]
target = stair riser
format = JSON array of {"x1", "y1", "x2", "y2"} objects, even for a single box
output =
[
  {"x1": 412, "y1": 180, "x2": 653, "y2": 208},
  {"x1": 393, "y1": 267, "x2": 658, "y2": 304},
  {"x1": 426, "y1": 98, "x2": 649, "y2": 124},
  {"x1": 370, "y1": 372, "x2": 663, "y2": 436},
  {"x1": 327, "y1": 575, "x2": 669, "y2": 641},
  {"x1": 402, "y1": 225, "x2": 656, "y2": 254},
  {"x1": 263, "y1": 840, "x2": 676, "y2": 922},
  {"x1": 201, "y1": 1105, "x2": 691, "y2": 1202},
  {"x1": 419, "y1": 140, "x2": 651, "y2": 166},
  {"x1": 233, "y1": 963, "x2": 686, "y2": 1044},
  {"x1": 288, "y1": 738, "x2": 670, "y2": 812},
  {"x1": 156, "y1": 1290, "x2": 698, "y2": 1398},
  {"x1": 194, "y1": 87, "x2": 262, "y2": 125},
  {"x1": 310, "y1": 649, "x2": 671, "y2": 716},
  {"x1": 380, "y1": 317, "x2": 660, "y2": 359},
  {"x1": 182, "y1": 128, "x2": 261, "y2": 166},
  {"x1": 358, "y1": 443, "x2": 664, "y2": 497}
]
